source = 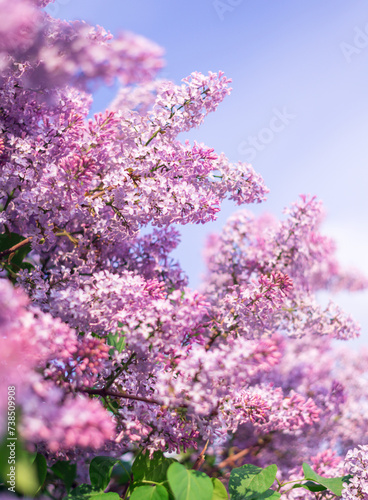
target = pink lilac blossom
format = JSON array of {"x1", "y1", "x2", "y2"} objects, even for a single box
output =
[
  {"x1": 0, "y1": 279, "x2": 115, "y2": 451},
  {"x1": 0, "y1": 71, "x2": 267, "y2": 253},
  {"x1": 222, "y1": 333, "x2": 368, "y2": 493},
  {"x1": 0, "y1": 0, "x2": 41, "y2": 59},
  {"x1": 0, "y1": 280, "x2": 36, "y2": 434},
  {"x1": 0, "y1": 0, "x2": 164, "y2": 90},
  {"x1": 110, "y1": 80, "x2": 168, "y2": 115},
  {"x1": 20, "y1": 379, "x2": 114, "y2": 452},
  {"x1": 202, "y1": 196, "x2": 364, "y2": 341}
]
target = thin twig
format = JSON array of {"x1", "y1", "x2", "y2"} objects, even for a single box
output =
[
  {"x1": 0, "y1": 237, "x2": 32, "y2": 259},
  {"x1": 79, "y1": 386, "x2": 162, "y2": 406},
  {"x1": 217, "y1": 447, "x2": 251, "y2": 469},
  {"x1": 86, "y1": 185, "x2": 116, "y2": 200},
  {"x1": 205, "y1": 332, "x2": 220, "y2": 351},
  {"x1": 217, "y1": 434, "x2": 273, "y2": 469},
  {"x1": 193, "y1": 439, "x2": 209, "y2": 470}
]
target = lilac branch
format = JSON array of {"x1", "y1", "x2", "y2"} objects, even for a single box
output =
[
  {"x1": 79, "y1": 386, "x2": 162, "y2": 406},
  {"x1": 0, "y1": 237, "x2": 32, "y2": 259}
]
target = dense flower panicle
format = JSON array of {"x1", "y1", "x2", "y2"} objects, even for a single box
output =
[
  {"x1": 218, "y1": 271, "x2": 293, "y2": 339},
  {"x1": 231, "y1": 384, "x2": 321, "y2": 439},
  {"x1": 45, "y1": 336, "x2": 111, "y2": 389},
  {"x1": 203, "y1": 195, "x2": 366, "y2": 294},
  {"x1": 226, "y1": 334, "x2": 368, "y2": 486},
  {"x1": 202, "y1": 196, "x2": 363, "y2": 341},
  {"x1": 0, "y1": 72, "x2": 267, "y2": 253},
  {"x1": 212, "y1": 153, "x2": 269, "y2": 205},
  {"x1": 343, "y1": 446, "x2": 368, "y2": 499},
  {"x1": 20, "y1": 381, "x2": 115, "y2": 452},
  {"x1": 0, "y1": 0, "x2": 41, "y2": 56},
  {"x1": 1, "y1": 0, "x2": 367, "y2": 491},
  {"x1": 147, "y1": 72, "x2": 232, "y2": 143},
  {"x1": 0, "y1": 279, "x2": 114, "y2": 449},
  {"x1": 0, "y1": 280, "x2": 36, "y2": 433},
  {"x1": 154, "y1": 336, "x2": 281, "y2": 413},
  {"x1": 0, "y1": 0, "x2": 164, "y2": 90},
  {"x1": 110, "y1": 80, "x2": 166, "y2": 115}
]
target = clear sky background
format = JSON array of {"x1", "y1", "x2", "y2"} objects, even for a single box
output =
[{"x1": 48, "y1": 0, "x2": 368, "y2": 345}]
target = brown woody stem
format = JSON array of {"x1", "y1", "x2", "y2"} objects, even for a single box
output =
[
  {"x1": 0, "y1": 237, "x2": 32, "y2": 259},
  {"x1": 193, "y1": 439, "x2": 209, "y2": 470},
  {"x1": 79, "y1": 386, "x2": 162, "y2": 406},
  {"x1": 217, "y1": 447, "x2": 251, "y2": 469}
]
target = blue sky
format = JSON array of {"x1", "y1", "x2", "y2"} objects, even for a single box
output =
[{"x1": 48, "y1": 0, "x2": 368, "y2": 344}]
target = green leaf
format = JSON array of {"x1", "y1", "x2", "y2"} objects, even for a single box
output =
[
  {"x1": 33, "y1": 453, "x2": 47, "y2": 492},
  {"x1": 0, "y1": 232, "x2": 22, "y2": 252},
  {"x1": 211, "y1": 477, "x2": 228, "y2": 499},
  {"x1": 52, "y1": 460, "x2": 77, "y2": 493},
  {"x1": 130, "y1": 484, "x2": 169, "y2": 500},
  {"x1": 0, "y1": 426, "x2": 41, "y2": 497},
  {"x1": 107, "y1": 331, "x2": 126, "y2": 354},
  {"x1": 111, "y1": 461, "x2": 132, "y2": 485},
  {"x1": 19, "y1": 261, "x2": 35, "y2": 271},
  {"x1": 292, "y1": 481, "x2": 327, "y2": 492},
  {"x1": 11, "y1": 242, "x2": 32, "y2": 266},
  {"x1": 14, "y1": 457, "x2": 40, "y2": 496},
  {"x1": 65, "y1": 484, "x2": 120, "y2": 499},
  {"x1": 90, "y1": 456, "x2": 121, "y2": 491},
  {"x1": 302, "y1": 463, "x2": 350, "y2": 496},
  {"x1": 167, "y1": 462, "x2": 213, "y2": 500},
  {"x1": 229, "y1": 464, "x2": 277, "y2": 500},
  {"x1": 0, "y1": 232, "x2": 33, "y2": 277},
  {"x1": 132, "y1": 450, "x2": 176, "y2": 484},
  {"x1": 253, "y1": 490, "x2": 280, "y2": 499}
]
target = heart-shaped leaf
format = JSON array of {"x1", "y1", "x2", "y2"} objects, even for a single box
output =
[
  {"x1": 32, "y1": 453, "x2": 47, "y2": 493},
  {"x1": 167, "y1": 462, "x2": 213, "y2": 500},
  {"x1": 292, "y1": 481, "x2": 327, "y2": 493},
  {"x1": 302, "y1": 463, "x2": 351, "y2": 496},
  {"x1": 52, "y1": 461, "x2": 77, "y2": 493},
  {"x1": 133, "y1": 450, "x2": 176, "y2": 484},
  {"x1": 229, "y1": 464, "x2": 277, "y2": 500},
  {"x1": 211, "y1": 477, "x2": 228, "y2": 499},
  {"x1": 90, "y1": 456, "x2": 121, "y2": 491},
  {"x1": 130, "y1": 484, "x2": 169, "y2": 500}
]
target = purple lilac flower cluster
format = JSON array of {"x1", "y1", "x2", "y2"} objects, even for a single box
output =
[{"x1": 343, "y1": 446, "x2": 368, "y2": 499}]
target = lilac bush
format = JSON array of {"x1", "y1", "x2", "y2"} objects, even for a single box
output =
[{"x1": 0, "y1": 0, "x2": 367, "y2": 498}]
